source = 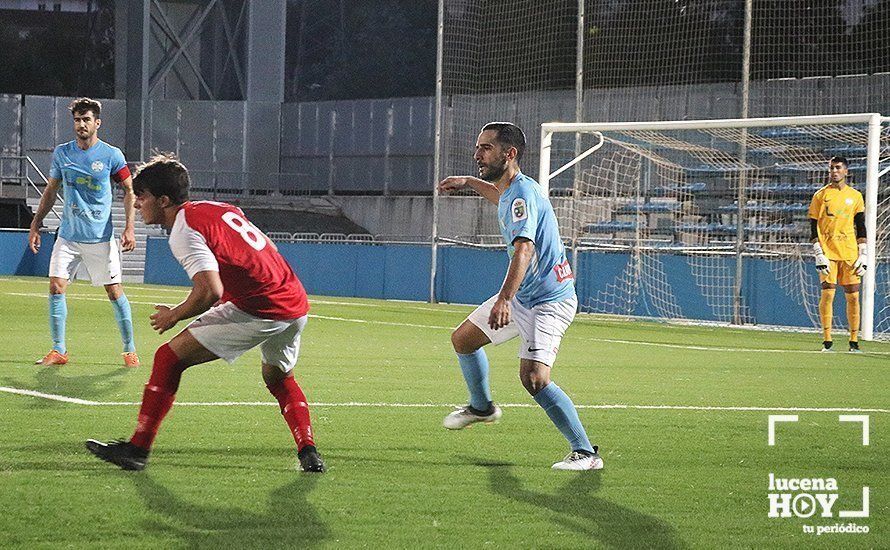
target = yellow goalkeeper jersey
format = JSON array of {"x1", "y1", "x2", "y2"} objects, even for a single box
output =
[{"x1": 808, "y1": 183, "x2": 864, "y2": 261}]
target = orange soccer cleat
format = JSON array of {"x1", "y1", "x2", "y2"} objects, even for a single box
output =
[
  {"x1": 122, "y1": 352, "x2": 140, "y2": 368},
  {"x1": 36, "y1": 350, "x2": 69, "y2": 366}
]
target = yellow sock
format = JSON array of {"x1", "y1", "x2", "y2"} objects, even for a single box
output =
[
  {"x1": 846, "y1": 291, "x2": 860, "y2": 342},
  {"x1": 819, "y1": 288, "x2": 835, "y2": 341}
]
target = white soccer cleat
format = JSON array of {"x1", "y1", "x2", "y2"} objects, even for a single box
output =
[
  {"x1": 443, "y1": 404, "x2": 502, "y2": 430},
  {"x1": 551, "y1": 447, "x2": 604, "y2": 471}
]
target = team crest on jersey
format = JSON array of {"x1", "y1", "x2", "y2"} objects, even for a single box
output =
[
  {"x1": 91, "y1": 161, "x2": 104, "y2": 172},
  {"x1": 511, "y1": 198, "x2": 527, "y2": 222},
  {"x1": 845, "y1": 198, "x2": 854, "y2": 205}
]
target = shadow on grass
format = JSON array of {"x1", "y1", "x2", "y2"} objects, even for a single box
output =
[
  {"x1": 131, "y1": 473, "x2": 328, "y2": 548},
  {"x1": 0, "y1": 366, "x2": 131, "y2": 409},
  {"x1": 0, "y1": 441, "x2": 107, "y2": 472},
  {"x1": 474, "y1": 460, "x2": 686, "y2": 549},
  {"x1": 0, "y1": 441, "x2": 297, "y2": 474}
]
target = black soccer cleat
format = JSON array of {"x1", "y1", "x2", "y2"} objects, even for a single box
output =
[
  {"x1": 821, "y1": 340, "x2": 833, "y2": 352},
  {"x1": 849, "y1": 341, "x2": 861, "y2": 353},
  {"x1": 86, "y1": 439, "x2": 149, "y2": 471},
  {"x1": 298, "y1": 445, "x2": 326, "y2": 473}
]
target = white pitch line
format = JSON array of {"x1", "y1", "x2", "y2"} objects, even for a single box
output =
[
  {"x1": 582, "y1": 336, "x2": 890, "y2": 356},
  {"x1": 311, "y1": 298, "x2": 470, "y2": 314},
  {"x1": 309, "y1": 313, "x2": 454, "y2": 330},
  {"x1": 6, "y1": 292, "x2": 174, "y2": 308},
  {"x1": 2, "y1": 280, "x2": 467, "y2": 311},
  {"x1": 4, "y1": 293, "x2": 457, "y2": 330},
  {"x1": 0, "y1": 386, "x2": 887, "y2": 413},
  {"x1": 5, "y1": 291, "x2": 890, "y2": 355}
]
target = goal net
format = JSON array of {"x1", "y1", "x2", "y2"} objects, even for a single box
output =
[{"x1": 540, "y1": 114, "x2": 890, "y2": 340}]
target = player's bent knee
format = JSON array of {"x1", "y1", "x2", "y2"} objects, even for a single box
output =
[
  {"x1": 49, "y1": 278, "x2": 67, "y2": 294},
  {"x1": 821, "y1": 282, "x2": 836, "y2": 290},
  {"x1": 521, "y1": 377, "x2": 546, "y2": 396},
  {"x1": 451, "y1": 324, "x2": 485, "y2": 354},
  {"x1": 519, "y1": 373, "x2": 548, "y2": 395},
  {"x1": 520, "y1": 360, "x2": 552, "y2": 395},
  {"x1": 262, "y1": 363, "x2": 289, "y2": 386},
  {"x1": 450, "y1": 330, "x2": 470, "y2": 353},
  {"x1": 104, "y1": 283, "x2": 123, "y2": 300}
]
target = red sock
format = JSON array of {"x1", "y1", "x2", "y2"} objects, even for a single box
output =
[
  {"x1": 131, "y1": 343, "x2": 186, "y2": 450},
  {"x1": 267, "y1": 377, "x2": 315, "y2": 451}
]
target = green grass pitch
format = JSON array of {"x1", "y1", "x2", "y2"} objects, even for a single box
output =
[{"x1": 0, "y1": 275, "x2": 886, "y2": 548}]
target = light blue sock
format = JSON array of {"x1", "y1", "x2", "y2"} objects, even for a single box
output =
[
  {"x1": 456, "y1": 349, "x2": 492, "y2": 411},
  {"x1": 49, "y1": 293, "x2": 67, "y2": 354},
  {"x1": 110, "y1": 295, "x2": 136, "y2": 353},
  {"x1": 533, "y1": 382, "x2": 593, "y2": 453}
]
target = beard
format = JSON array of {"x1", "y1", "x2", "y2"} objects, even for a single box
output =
[{"x1": 478, "y1": 156, "x2": 508, "y2": 182}]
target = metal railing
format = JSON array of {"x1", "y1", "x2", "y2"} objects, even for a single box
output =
[
  {"x1": 266, "y1": 232, "x2": 434, "y2": 245},
  {"x1": 0, "y1": 155, "x2": 62, "y2": 222},
  {"x1": 187, "y1": 171, "x2": 313, "y2": 201}
]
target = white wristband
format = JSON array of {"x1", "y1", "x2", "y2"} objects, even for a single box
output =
[{"x1": 858, "y1": 243, "x2": 867, "y2": 256}]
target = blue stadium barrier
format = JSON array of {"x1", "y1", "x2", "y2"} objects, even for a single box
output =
[
  {"x1": 0, "y1": 229, "x2": 54, "y2": 275},
  {"x1": 0, "y1": 233, "x2": 865, "y2": 331}
]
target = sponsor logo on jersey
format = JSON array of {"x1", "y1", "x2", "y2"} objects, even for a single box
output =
[{"x1": 553, "y1": 260, "x2": 574, "y2": 282}]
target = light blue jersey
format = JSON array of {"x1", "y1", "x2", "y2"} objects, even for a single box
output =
[
  {"x1": 49, "y1": 140, "x2": 129, "y2": 243},
  {"x1": 498, "y1": 172, "x2": 575, "y2": 307}
]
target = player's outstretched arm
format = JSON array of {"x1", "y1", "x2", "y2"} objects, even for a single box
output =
[
  {"x1": 150, "y1": 271, "x2": 224, "y2": 334},
  {"x1": 438, "y1": 176, "x2": 500, "y2": 205},
  {"x1": 119, "y1": 176, "x2": 137, "y2": 252},
  {"x1": 28, "y1": 178, "x2": 62, "y2": 254}
]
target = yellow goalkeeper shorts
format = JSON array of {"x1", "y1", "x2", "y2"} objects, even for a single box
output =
[{"x1": 820, "y1": 259, "x2": 860, "y2": 286}]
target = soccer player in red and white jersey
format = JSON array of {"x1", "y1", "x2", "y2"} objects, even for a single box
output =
[{"x1": 86, "y1": 153, "x2": 325, "y2": 473}]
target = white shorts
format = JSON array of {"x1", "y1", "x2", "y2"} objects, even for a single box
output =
[
  {"x1": 49, "y1": 236, "x2": 122, "y2": 286},
  {"x1": 466, "y1": 294, "x2": 577, "y2": 366},
  {"x1": 186, "y1": 301, "x2": 308, "y2": 372}
]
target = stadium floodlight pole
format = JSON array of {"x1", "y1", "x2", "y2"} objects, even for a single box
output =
[
  {"x1": 861, "y1": 113, "x2": 882, "y2": 340},
  {"x1": 429, "y1": 0, "x2": 445, "y2": 304}
]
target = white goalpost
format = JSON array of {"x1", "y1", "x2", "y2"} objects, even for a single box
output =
[{"x1": 540, "y1": 113, "x2": 890, "y2": 341}]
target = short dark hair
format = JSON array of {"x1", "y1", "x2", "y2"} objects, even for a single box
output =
[
  {"x1": 69, "y1": 97, "x2": 101, "y2": 117},
  {"x1": 829, "y1": 156, "x2": 848, "y2": 167},
  {"x1": 133, "y1": 153, "x2": 190, "y2": 205},
  {"x1": 481, "y1": 122, "x2": 526, "y2": 161}
]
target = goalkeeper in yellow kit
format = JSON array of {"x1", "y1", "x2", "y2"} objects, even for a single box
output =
[{"x1": 808, "y1": 156, "x2": 867, "y2": 352}]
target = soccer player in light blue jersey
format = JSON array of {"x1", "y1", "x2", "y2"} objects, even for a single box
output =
[
  {"x1": 437, "y1": 122, "x2": 601, "y2": 471},
  {"x1": 28, "y1": 98, "x2": 139, "y2": 368}
]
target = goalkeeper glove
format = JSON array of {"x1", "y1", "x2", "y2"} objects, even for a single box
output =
[
  {"x1": 853, "y1": 243, "x2": 868, "y2": 277},
  {"x1": 813, "y1": 242, "x2": 830, "y2": 276}
]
